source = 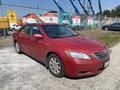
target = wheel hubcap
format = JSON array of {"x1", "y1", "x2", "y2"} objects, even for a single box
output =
[
  {"x1": 15, "y1": 43, "x2": 19, "y2": 52},
  {"x1": 49, "y1": 57, "x2": 61, "y2": 74},
  {"x1": 105, "y1": 28, "x2": 108, "y2": 30}
]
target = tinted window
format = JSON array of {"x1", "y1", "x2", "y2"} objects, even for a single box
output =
[
  {"x1": 31, "y1": 26, "x2": 41, "y2": 35},
  {"x1": 42, "y1": 25, "x2": 78, "y2": 38},
  {"x1": 112, "y1": 23, "x2": 119, "y2": 26},
  {"x1": 20, "y1": 26, "x2": 31, "y2": 35}
]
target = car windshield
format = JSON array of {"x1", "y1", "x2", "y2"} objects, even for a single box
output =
[{"x1": 42, "y1": 25, "x2": 78, "y2": 38}]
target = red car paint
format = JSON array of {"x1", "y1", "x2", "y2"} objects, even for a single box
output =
[{"x1": 13, "y1": 23, "x2": 110, "y2": 77}]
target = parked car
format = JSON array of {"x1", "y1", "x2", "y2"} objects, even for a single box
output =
[
  {"x1": 10, "y1": 23, "x2": 22, "y2": 31},
  {"x1": 13, "y1": 23, "x2": 110, "y2": 78},
  {"x1": 102, "y1": 23, "x2": 120, "y2": 31}
]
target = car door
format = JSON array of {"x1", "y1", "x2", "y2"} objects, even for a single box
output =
[
  {"x1": 27, "y1": 25, "x2": 46, "y2": 62},
  {"x1": 18, "y1": 25, "x2": 32, "y2": 54},
  {"x1": 117, "y1": 23, "x2": 120, "y2": 31},
  {"x1": 115, "y1": 23, "x2": 120, "y2": 30},
  {"x1": 110, "y1": 23, "x2": 119, "y2": 30}
]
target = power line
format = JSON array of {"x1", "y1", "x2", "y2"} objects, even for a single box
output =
[
  {"x1": 1, "y1": 3, "x2": 74, "y2": 14},
  {"x1": 2, "y1": 3, "x2": 54, "y2": 11},
  {"x1": 1, "y1": 1, "x2": 119, "y2": 15}
]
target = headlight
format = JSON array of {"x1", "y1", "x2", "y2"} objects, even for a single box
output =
[{"x1": 66, "y1": 51, "x2": 91, "y2": 60}]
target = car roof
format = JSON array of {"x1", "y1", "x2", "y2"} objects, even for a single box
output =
[{"x1": 113, "y1": 22, "x2": 120, "y2": 24}]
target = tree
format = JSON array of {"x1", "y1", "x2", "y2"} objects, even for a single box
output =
[
  {"x1": 115, "y1": 5, "x2": 120, "y2": 17},
  {"x1": 97, "y1": 5, "x2": 120, "y2": 17},
  {"x1": 102, "y1": 10, "x2": 111, "y2": 17}
]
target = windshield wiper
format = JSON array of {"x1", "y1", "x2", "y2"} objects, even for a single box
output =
[
  {"x1": 50, "y1": 34, "x2": 79, "y2": 38},
  {"x1": 71, "y1": 34, "x2": 79, "y2": 36},
  {"x1": 50, "y1": 36, "x2": 63, "y2": 38},
  {"x1": 64, "y1": 34, "x2": 79, "y2": 37}
]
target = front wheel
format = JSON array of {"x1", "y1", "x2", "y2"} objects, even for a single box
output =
[
  {"x1": 48, "y1": 54, "x2": 64, "y2": 78},
  {"x1": 105, "y1": 27, "x2": 108, "y2": 31},
  {"x1": 14, "y1": 41, "x2": 21, "y2": 54}
]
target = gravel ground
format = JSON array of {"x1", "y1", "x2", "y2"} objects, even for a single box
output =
[
  {"x1": 0, "y1": 35, "x2": 13, "y2": 48},
  {"x1": 0, "y1": 43, "x2": 120, "y2": 90}
]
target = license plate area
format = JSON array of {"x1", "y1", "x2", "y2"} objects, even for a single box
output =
[{"x1": 104, "y1": 61, "x2": 110, "y2": 68}]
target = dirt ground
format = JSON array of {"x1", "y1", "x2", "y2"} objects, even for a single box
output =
[{"x1": 0, "y1": 35, "x2": 13, "y2": 48}]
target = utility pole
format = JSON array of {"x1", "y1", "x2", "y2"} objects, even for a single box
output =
[{"x1": 0, "y1": 0, "x2": 7, "y2": 37}]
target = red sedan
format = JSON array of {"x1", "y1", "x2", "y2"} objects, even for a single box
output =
[{"x1": 13, "y1": 23, "x2": 110, "y2": 78}]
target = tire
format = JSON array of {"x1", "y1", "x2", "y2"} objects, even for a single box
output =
[
  {"x1": 105, "y1": 27, "x2": 108, "y2": 31},
  {"x1": 12, "y1": 28, "x2": 15, "y2": 31},
  {"x1": 14, "y1": 41, "x2": 22, "y2": 54},
  {"x1": 47, "y1": 54, "x2": 64, "y2": 78}
]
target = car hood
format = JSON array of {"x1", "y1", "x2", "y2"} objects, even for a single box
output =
[{"x1": 51, "y1": 36, "x2": 106, "y2": 53}]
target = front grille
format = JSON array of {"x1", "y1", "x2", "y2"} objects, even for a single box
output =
[{"x1": 94, "y1": 51, "x2": 108, "y2": 60}]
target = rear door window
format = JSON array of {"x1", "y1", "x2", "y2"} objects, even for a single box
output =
[{"x1": 20, "y1": 25, "x2": 32, "y2": 35}]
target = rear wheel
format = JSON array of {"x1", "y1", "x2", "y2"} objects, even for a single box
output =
[
  {"x1": 47, "y1": 54, "x2": 64, "y2": 78},
  {"x1": 12, "y1": 28, "x2": 15, "y2": 31},
  {"x1": 14, "y1": 41, "x2": 21, "y2": 54}
]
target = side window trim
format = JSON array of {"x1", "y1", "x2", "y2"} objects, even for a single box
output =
[{"x1": 19, "y1": 25, "x2": 44, "y2": 38}]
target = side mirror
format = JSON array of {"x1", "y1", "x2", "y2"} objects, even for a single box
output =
[{"x1": 33, "y1": 34, "x2": 43, "y2": 39}]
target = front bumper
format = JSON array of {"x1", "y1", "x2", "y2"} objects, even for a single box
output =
[{"x1": 64, "y1": 56, "x2": 110, "y2": 77}]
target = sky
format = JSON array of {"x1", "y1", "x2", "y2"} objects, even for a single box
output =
[{"x1": 0, "y1": 0, "x2": 120, "y2": 18}]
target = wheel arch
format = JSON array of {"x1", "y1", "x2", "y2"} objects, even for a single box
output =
[
  {"x1": 45, "y1": 51, "x2": 65, "y2": 77},
  {"x1": 45, "y1": 51, "x2": 63, "y2": 67}
]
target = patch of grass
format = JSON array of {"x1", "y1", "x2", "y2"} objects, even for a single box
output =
[
  {"x1": 0, "y1": 36, "x2": 13, "y2": 48},
  {"x1": 78, "y1": 30, "x2": 120, "y2": 47},
  {"x1": 99, "y1": 34, "x2": 120, "y2": 47}
]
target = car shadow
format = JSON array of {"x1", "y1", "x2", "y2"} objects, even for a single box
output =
[
  {"x1": 22, "y1": 52, "x2": 47, "y2": 68},
  {"x1": 65, "y1": 74, "x2": 98, "y2": 80}
]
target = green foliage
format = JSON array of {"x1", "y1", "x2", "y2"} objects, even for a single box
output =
[
  {"x1": 99, "y1": 34, "x2": 120, "y2": 47},
  {"x1": 102, "y1": 10, "x2": 111, "y2": 17},
  {"x1": 77, "y1": 30, "x2": 120, "y2": 48},
  {"x1": 102, "y1": 5, "x2": 120, "y2": 17},
  {"x1": 87, "y1": 25, "x2": 94, "y2": 30}
]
